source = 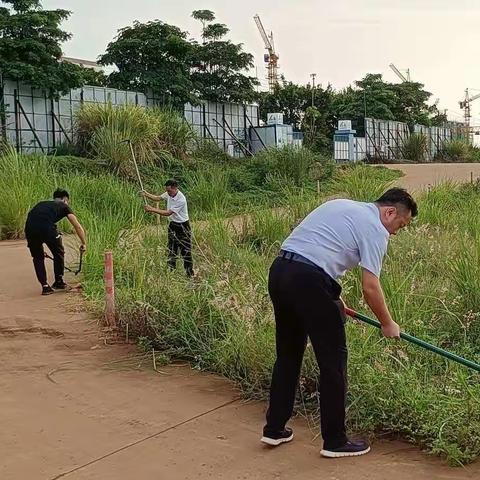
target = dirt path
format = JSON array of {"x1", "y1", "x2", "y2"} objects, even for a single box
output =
[
  {"x1": 384, "y1": 162, "x2": 480, "y2": 191},
  {"x1": 2, "y1": 241, "x2": 479, "y2": 479}
]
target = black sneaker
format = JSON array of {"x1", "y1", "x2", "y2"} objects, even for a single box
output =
[
  {"x1": 52, "y1": 280, "x2": 68, "y2": 290},
  {"x1": 261, "y1": 427, "x2": 294, "y2": 446},
  {"x1": 42, "y1": 285, "x2": 55, "y2": 296},
  {"x1": 321, "y1": 439, "x2": 370, "y2": 458}
]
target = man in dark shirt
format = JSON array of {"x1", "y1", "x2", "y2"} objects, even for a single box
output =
[{"x1": 25, "y1": 189, "x2": 87, "y2": 295}]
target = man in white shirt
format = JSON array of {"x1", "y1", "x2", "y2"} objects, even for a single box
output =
[
  {"x1": 141, "y1": 180, "x2": 193, "y2": 277},
  {"x1": 260, "y1": 188, "x2": 417, "y2": 458}
]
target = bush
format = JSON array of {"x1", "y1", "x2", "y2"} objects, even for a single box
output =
[
  {"x1": 75, "y1": 103, "x2": 196, "y2": 177},
  {"x1": 193, "y1": 138, "x2": 231, "y2": 164},
  {"x1": 402, "y1": 133, "x2": 428, "y2": 163},
  {"x1": 154, "y1": 107, "x2": 197, "y2": 160},
  {"x1": 333, "y1": 163, "x2": 399, "y2": 201},
  {"x1": 437, "y1": 139, "x2": 472, "y2": 163},
  {"x1": 247, "y1": 146, "x2": 334, "y2": 187}
]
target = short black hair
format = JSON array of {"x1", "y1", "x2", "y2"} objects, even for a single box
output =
[
  {"x1": 376, "y1": 188, "x2": 418, "y2": 217},
  {"x1": 165, "y1": 179, "x2": 178, "y2": 188},
  {"x1": 53, "y1": 189, "x2": 69, "y2": 199}
]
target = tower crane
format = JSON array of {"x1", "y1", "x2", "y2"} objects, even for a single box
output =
[
  {"x1": 460, "y1": 89, "x2": 480, "y2": 141},
  {"x1": 253, "y1": 14, "x2": 279, "y2": 92}
]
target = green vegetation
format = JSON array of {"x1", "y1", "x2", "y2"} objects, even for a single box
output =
[
  {"x1": 402, "y1": 133, "x2": 428, "y2": 163},
  {"x1": 2, "y1": 104, "x2": 480, "y2": 465},
  {"x1": 0, "y1": 0, "x2": 105, "y2": 94},
  {"x1": 436, "y1": 138, "x2": 480, "y2": 163}
]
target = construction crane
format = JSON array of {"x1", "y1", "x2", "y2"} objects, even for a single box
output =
[
  {"x1": 389, "y1": 63, "x2": 411, "y2": 82},
  {"x1": 253, "y1": 14, "x2": 279, "y2": 92},
  {"x1": 459, "y1": 89, "x2": 480, "y2": 139}
]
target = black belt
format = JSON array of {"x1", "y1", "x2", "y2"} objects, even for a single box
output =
[
  {"x1": 278, "y1": 250, "x2": 342, "y2": 298},
  {"x1": 279, "y1": 250, "x2": 319, "y2": 269}
]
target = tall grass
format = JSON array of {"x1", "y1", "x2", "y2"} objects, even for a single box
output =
[
  {"x1": 252, "y1": 146, "x2": 332, "y2": 187},
  {"x1": 0, "y1": 151, "x2": 148, "y2": 303},
  {"x1": 437, "y1": 138, "x2": 471, "y2": 163},
  {"x1": 76, "y1": 103, "x2": 159, "y2": 176},
  {"x1": 105, "y1": 170, "x2": 480, "y2": 465},
  {"x1": 0, "y1": 146, "x2": 56, "y2": 238},
  {"x1": 182, "y1": 165, "x2": 231, "y2": 216},
  {"x1": 4, "y1": 146, "x2": 479, "y2": 463},
  {"x1": 75, "y1": 104, "x2": 196, "y2": 177},
  {"x1": 154, "y1": 107, "x2": 197, "y2": 160},
  {"x1": 402, "y1": 133, "x2": 428, "y2": 163},
  {"x1": 333, "y1": 164, "x2": 397, "y2": 201}
]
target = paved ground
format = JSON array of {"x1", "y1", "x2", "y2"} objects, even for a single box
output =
[{"x1": 384, "y1": 162, "x2": 480, "y2": 191}]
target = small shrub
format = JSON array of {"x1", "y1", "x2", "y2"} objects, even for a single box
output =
[
  {"x1": 154, "y1": 107, "x2": 197, "y2": 159},
  {"x1": 333, "y1": 164, "x2": 399, "y2": 201},
  {"x1": 402, "y1": 133, "x2": 428, "y2": 163},
  {"x1": 193, "y1": 138, "x2": 231, "y2": 164},
  {"x1": 437, "y1": 139, "x2": 471, "y2": 163},
  {"x1": 249, "y1": 146, "x2": 334, "y2": 187}
]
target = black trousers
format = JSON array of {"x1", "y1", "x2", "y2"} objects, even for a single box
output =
[
  {"x1": 265, "y1": 256, "x2": 348, "y2": 449},
  {"x1": 167, "y1": 221, "x2": 193, "y2": 276},
  {"x1": 26, "y1": 229, "x2": 65, "y2": 286}
]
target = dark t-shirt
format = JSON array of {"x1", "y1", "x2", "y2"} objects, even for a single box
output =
[{"x1": 25, "y1": 200, "x2": 73, "y2": 235}]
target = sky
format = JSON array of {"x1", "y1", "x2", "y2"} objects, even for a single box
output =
[{"x1": 43, "y1": 0, "x2": 480, "y2": 125}]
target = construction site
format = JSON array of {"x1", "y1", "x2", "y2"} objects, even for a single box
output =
[{"x1": 1, "y1": 1, "x2": 480, "y2": 479}]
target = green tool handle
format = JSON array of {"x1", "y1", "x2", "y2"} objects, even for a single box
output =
[{"x1": 345, "y1": 307, "x2": 480, "y2": 373}]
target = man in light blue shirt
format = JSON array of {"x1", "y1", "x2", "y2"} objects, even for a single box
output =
[{"x1": 261, "y1": 188, "x2": 417, "y2": 458}]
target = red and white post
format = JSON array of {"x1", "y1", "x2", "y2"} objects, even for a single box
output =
[{"x1": 104, "y1": 251, "x2": 116, "y2": 327}]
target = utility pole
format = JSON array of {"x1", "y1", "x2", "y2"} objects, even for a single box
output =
[
  {"x1": 310, "y1": 73, "x2": 316, "y2": 107},
  {"x1": 363, "y1": 90, "x2": 367, "y2": 119}
]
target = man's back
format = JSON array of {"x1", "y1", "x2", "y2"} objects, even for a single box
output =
[
  {"x1": 282, "y1": 199, "x2": 389, "y2": 279},
  {"x1": 25, "y1": 200, "x2": 72, "y2": 234}
]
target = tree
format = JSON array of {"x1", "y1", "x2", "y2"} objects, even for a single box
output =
[
  {"x1": 99, "y1": 21, "x2": 196, "y2": 106},
  {"x1": 79, "y1": 67, "x2": 107, "y2": 87},
  {"x1": 191, "y1": 9, "x2": 215, "y2": 39},
  {"x1": 390, "y1": 81, "x2": 434, "y2": 125},
  {"x1": 0, "y1": 0, "x2": 84, "y2": 95},
  {"x1": 258, "y1": 79, "x2": 335, "y2": 153},
  {"x1": 258, "y1": 80, "x2": 309, "y2": 128},
  {"x1": 333, "y1": 74, "x2": 434, "y2": 132},
  {"x1": 191, "y1": 11, "x2": 258, "y2": 104}
]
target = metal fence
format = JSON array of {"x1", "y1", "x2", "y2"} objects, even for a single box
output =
[
  {"x1": 0, "y1": 78, "x2": 259, "y2": 156},
  {"x1": 364, "y1": 118, "x2": 410, "y2": 161},
  {"x1": 334, "y1": 117, "x2": 466, "y2": 162},
  {"x1": 413, "y1": 124, "x2": 465, "y2": 160},
  {"x1": 0, "y1": 79, "x2": 147, "y2": 153},
  {"x1": 184, "y1": 101, "x2": 258, "y2": 157}
]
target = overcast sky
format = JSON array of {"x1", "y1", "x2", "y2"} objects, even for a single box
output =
[{"x1": 43, "y1": 0, "x2": 480, "y2": 125}]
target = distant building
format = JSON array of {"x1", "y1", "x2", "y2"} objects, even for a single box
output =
[{"x1": 60, "y1": 56, "x2": 103, "y2": 73}]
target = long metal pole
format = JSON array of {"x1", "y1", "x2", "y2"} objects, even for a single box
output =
[{"x1": 346, "y1": 308, "x2": 480, "y2": 373}]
